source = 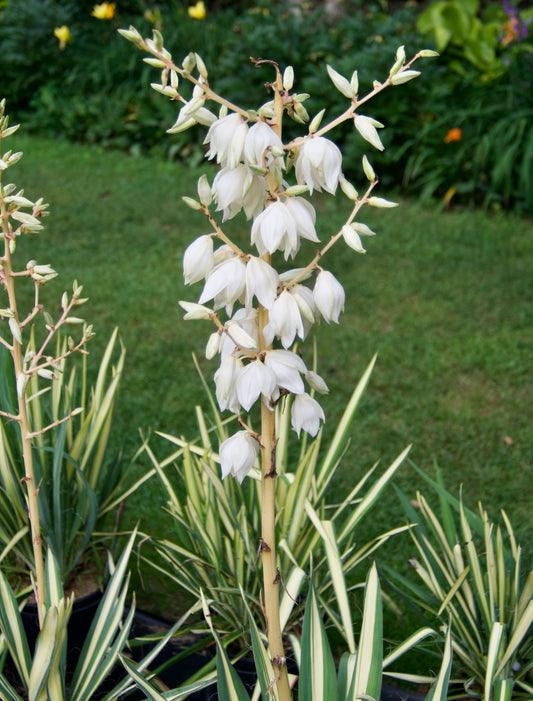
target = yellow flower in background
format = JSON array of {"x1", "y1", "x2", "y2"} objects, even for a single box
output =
[
  {"x1": 188, "y1": 1, "x2": 206, "y2": 20},
  {"x1": 92, "y1": 2, "x2": 116, "y2": 19},
  {"x1": 54, "y1": 25, "x2": 71, "y2": 49},
  {"x1": 444, "y1": 128, "x2": 462, "y2": 144}
]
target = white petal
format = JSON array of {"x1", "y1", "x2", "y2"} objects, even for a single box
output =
[
  {"x1": 183, "y1": 235, "x2": 214, "y2": 284},
  {"x1": 291, "y1": 393, "x2": 325, "y2": 437},
  {"x1": 219, "y1": 430, "x2": 259, "y2": 483},
  {"x1": 236, "y1": 360, "x2": 276, "y2": 411},
  {"x1": 313, "y1": 271, "x2": 345, "y2": 323}
]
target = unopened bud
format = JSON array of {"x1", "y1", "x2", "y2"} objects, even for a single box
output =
[
  {"x1": 197, "y1": 174, "x2": 212, "y2": 206},
  {"x1": 309, "y1": 108, "x2": 326, "y2": 134},
  {"x1": 205, "y1": 332, "x2": 221, "y2": 359},
  {"x1": 195, "y1": 53, "x2": 208, "y2": 79},
  {"x1": 368, "y1": 196, "x2": 398, "y2": 208},
  {"x1": 326, "y1": 65, "x2": 356, "y2": 99},
  {"x1": 182, "y1": 196, "x2": 203, "y2": 211},
  {"x1": 339, "y1": 175, "x2": 358, "y2": 201},
  {"x1": 362, "y1": 155, "x2": 376, "y2": 181},
  {"x1": 283, "y1": 65, "x2": 294, "y2": 91},
  {"x1": 182, "y1": 52, "x2": 196, "y2": 73}
]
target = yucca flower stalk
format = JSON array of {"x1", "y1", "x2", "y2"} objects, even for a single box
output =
[
  {"x1": 0, "y1": 100, "x2": 93, "y2": 626},
  {"x1": 121, "y1": 26, "x2": 436, "y2": 699}
]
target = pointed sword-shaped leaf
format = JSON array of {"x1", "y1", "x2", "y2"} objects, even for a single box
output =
[
  {"x1": 299, "y1": 580, "x2": 337, "y2": 701},
  {"x1": 353, "y1": 563, "x2": 382, "y2": 701},
  {"x1": 425, "y1": 624, "x2": 452, "y2": 701}
]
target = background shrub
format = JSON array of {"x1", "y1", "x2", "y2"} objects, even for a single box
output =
[{"x1": 1, "y1": 0, "x2": 531, "y2": 212}]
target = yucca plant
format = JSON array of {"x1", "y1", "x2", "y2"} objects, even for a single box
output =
[
  {"x1": 141, "y1": 355, "x2": 413, "y2": 645},
  {"x1": 125, "y1": 561, "x2": 455, "y2": 701},
  {"x1": 387, "y1": 467, "x2": 533, "y2": 699},
  {"x1": 0, "y1": 328, "x2": 128, "y2": 585}
]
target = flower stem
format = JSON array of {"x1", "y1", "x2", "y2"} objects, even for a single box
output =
[
  {"x1": 258, "y1": 64, "x2": 292, "y2": 700},
  {"x1": 1, "y1": 199, "x2": 46, "y2": 626}
]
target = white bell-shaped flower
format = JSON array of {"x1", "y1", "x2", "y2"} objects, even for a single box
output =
[
  {"x1": 295, "y1": 136, "x2": 342, "y2": 194},
  {"x1": 291, "y1": 393, "x2": 325, "y2": 437},
  {"x1": 264, "y1": 349, "x2": 307, "y2": 395},
  {"x1": 263, "y1": 289, "x2": 305, "y2": 348},
  {"x1": 214, "y1": 354, "x2": 243, "y2": 413},
  {"x1": 245, "y1": 256, "x2": 280, "y2": 310},
  {"x1": 204, "y1": 113, "x2": 249, "y2": 169},
  {"x1": 313, "y1": 270, "x2": 345, "y2": 323},
  {"x1": 251, "y1": 198, "x2": 318, "y2": 260},
  {"x1": 284, "y1": 197, "x2": 318, "y2": 244},
  {"x1": 212, "y1": 165, "x2": 266, "y2": 221},
  {"x1": 236, "y1": 359, "x2": 277, "y2": 412},
  {"x1": 244, "y1": 121, "x2": 284, "y2": 169},
  {"x1": 183, "y1": 234, "x2": 214, "y2": 284},
  {"x1": 199, "y1": 255, "x2": 247, "y2": 314},
  {"x1": 219, "y1": 430, "x2": 260, "y2": 483}
]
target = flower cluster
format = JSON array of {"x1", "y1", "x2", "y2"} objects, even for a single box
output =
[{"x1": 118, "y1": 30, "x2": 434, "y2": 483}]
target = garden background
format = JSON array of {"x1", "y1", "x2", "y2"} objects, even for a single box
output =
[{"x1": 1, "y1": 0, "x2": 532, "y2": 632}]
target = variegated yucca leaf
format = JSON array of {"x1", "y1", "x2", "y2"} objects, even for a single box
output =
[
  {"x1": 424, "y1": 624, "x2": 452, "y2": 701},
  {"x1": 353, "y1": 562, "x2": 382, "y2": 701},
  {"x1": 299, "y1": 580, "x2": 337, "y2": 701}
]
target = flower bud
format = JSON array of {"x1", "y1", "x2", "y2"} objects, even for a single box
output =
[
  {"x1": 197, "y1": 174, "x2": 212, "y2": 206},
  {"x1": 362, "y1": 154, "x2": 376, "y2": 181},
  {"x1": 182, "y1": 196, "x2": 203, "y2": 211},
  {"x1": 308, "y1": 108, "x2": 326, "y2": 134},
  {"x1": 205, "y1": 332, "x2": 221, "y2": 359},
  {"x1": 283, "y1": 65, "x2": 295, "y2": 91},
  {"x1": 195, "y1": 53, "x2": 208, "y2": 79},
  {"x1": 354, "y1": 115, "x2": 385, "y2": 152},
  {"x1": 326, "y1": 65, "x2": 356, "y2": 99},
  {"x1": 390, "y1": 70, "x2": 421, "y2": 86},
  {"x1": 342, "y1": 224, "x2": 365, "y2": 253},
  {"x1": 179, "y1": 301, "x2": 212, "y2": 320},
  {"x1": 367, "y1": 196, "x2": 398, "y2": 208},
  {"x1": 339, "y1": 174, "x2": 358, "y2": 201}
]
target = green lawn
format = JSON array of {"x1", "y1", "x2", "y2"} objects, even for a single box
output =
[{"x1": 8, "y1": 133, "x2": 533, "y2": 623}]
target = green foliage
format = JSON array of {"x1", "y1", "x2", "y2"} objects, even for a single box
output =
[
  {"x1": 140, "y1": 357, "x2": 413, "y2": 646},
  {"x1": 387, "y1": 467, "x2": 533, "y2": 698}
]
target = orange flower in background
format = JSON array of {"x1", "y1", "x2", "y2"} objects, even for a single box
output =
[
  {"x1": 92, "y1": 2, "x2": 116, "y2": 19},
  {"x1": 188, "y1": 1, "x2": 206, "y2": 20},
  {"x1": 54, "y1": 25, "x2": 71, "y2": 49},
  {"x1": 501, "y1": 16, "x2": 520, "y2": 46},
  {"x1": 444, "y1": 128, "x2": 462, "y2": 144}
]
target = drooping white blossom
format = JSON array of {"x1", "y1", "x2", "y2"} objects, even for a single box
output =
[
  {"x1": 263, "y1": 349, "x2": 307, "y2": 395},
  {"x1": 313, "y1": 270, "x2": 345, "y2": 323},
  {"x1": 236, "y1": 359, "x2": 277, "y2": 411},
  {"x1": 244, "y1": 121, "x2": 284, "y2": 169},
  {"x1": 183, "y1": 234, "x2": 214, "y2": 284},
  {"x1": 214, "y1": 354, "x2": 242, "y2": 413},
  {"x1": 294, "y1": 136, "x2": 342, "y2": 194},
  {"x1": 219, "y1": 430, "x2": 260, "y2": 483},
  {"x1": 263, "y1": 289, "x2": 306, "y2": 349},
  {"x1": 245, "y1": 257, "x2": 280, "y2": 310},
  {"x1": 199, "y1": 255, "x2": 247, "y2": 314},
  {"x1": 212, "y1": 165, "x2": 266, "y2": 221},
  {"x1": 251, "y1": 198, "x2": 318, "y2": 260},
  {"x1": 204, "y1": 113, "x2": 249, "y2": 169},
  {"x1": 291, "y1": 393, "x2": 325, "y2": 437}
]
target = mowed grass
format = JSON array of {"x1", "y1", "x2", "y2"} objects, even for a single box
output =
[{"x1": 7, "y1": 133, "x2": 533, "y2": 622}]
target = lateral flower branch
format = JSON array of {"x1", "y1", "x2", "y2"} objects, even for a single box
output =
[{"x1": 121, "y1": 25, "x2": 436, "y2": 699}]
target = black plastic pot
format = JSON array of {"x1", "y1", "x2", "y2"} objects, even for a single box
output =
[{"x1": 21, "y1": 588, "x2": 103, "y2": 671}]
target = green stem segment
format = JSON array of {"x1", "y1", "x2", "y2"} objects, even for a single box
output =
[{"x1": 1, "y1": 197, "x2": 46, "y2": 627}]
